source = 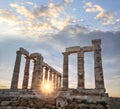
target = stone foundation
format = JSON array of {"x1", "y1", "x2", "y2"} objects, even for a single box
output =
[{"x1": 0, "y1": 89, "x2": 110, "y2": 109}]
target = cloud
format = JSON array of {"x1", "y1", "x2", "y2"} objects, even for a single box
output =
[
  {"x1": 4, "y1": 2, "x2": 75, "y2": 39},
  {"x1": 84, "y1": 2, "x2": 114, "y2": 25},
  {"x1": 0, "y1": 9, "x2": 19, "y2": 23},
  {"x1": 64, "y1": 0, "x2": 73, "y2": 5}
]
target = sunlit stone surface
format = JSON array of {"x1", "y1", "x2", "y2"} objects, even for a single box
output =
[{"x1": 0, "y1": 39, "x2": 119, "y2": 109}]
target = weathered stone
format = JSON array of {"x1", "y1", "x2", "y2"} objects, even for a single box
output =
[
  {"x1": 1, "y1": 101, "x2": 10, "y2": 106},
  {"x1": 44, "y1": 67, "x2": 49, "y2": 81},
  {"x1": 11, "y1": 50, "x2": 21, "y2": 90},
  {"x1": 62, "y1": 52, "x2": 69, "y2": 89},
  {"x1": 92, "y1": 39, "x2": 105, "y2": 89},
  {"x1": 77, "y1": 50, "x2": 84, "y2": 89},
  {"x1": 31, "y1": 60, "x2": 36, "y2": 89},
  {"x1": 66, "y1": 46, "x2": 80, "y2": 54},
  {"x1": 56, "y1": 97, "x2": 68, "y2": 107},
  {"x1": 22, "y1": 57, "x2": 30, "y2": 89}
]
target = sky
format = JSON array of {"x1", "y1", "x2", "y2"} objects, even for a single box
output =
[{"x1": 0, "y1": 0, "x2": 120, "y2": 97}]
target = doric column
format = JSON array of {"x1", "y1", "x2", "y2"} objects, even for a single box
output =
[
  {"x1": 22, "y1": 57, "x2": 30, "y2": 89},
  {"x1": 11, "y1": 50, "x2": 21, "y2": 90},
  {"x1": 34, "y1": 55, "x2": 43, "y2": 90},
  {"x1": 58, "y1": 75, "x2": 61, "y2": 88},
  {"x1": 92, "y1": 39, "x2": 105, "y2": 89},
  {"x1": 44, "y1": 67, "x2": 49, "y2": 82},
  {"x1": 63, "y1": 52, "x2": 69, "y2": 89},
  {"x1": 53, "y1": 71, "x2": 56, "y2": 89},
  {"x1": 31, "y1": 60, "x2": 36, "y2": 89},
  {"x1": 77, "y1": 49, "x2": 84, "y2": 89},
  {"x1": 55, "y1": 73, "x2": 58, "y2": 88},
  {"x1": 49, "y1": 69, "x2": 53, "y2": 81}
]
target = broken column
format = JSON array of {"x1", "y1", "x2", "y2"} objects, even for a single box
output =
[
  {"x1": 92, "y1": 39, "x2": 105, "y2": 89},
  {"x1": 63, "y1": 52, "x2": 69, "y2": 89},
  {"x1": 11, "y1": 50, "x2": 21, "y2": 90},
  {"x1": 77, "y1": 48, "x2": 84, "y2": 89},
  {"x1": 22, "y1": 57, "x2": 30, "y2": 89}
]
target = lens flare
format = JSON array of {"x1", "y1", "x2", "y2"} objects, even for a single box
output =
[{"x1": 40, "y1": 80, "x2": 54, "y2": 94}]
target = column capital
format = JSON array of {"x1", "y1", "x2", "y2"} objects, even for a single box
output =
[
  {"x1": 16, "y1": 50, "x2": 21, "y2": 54},
  {"x1": 92, "y1": 39, "x2": 101, "y2": 45},
  {"x1": 25, "y1": 56, "x2": 30, "y2": 59},
  {"x1": 45, "y1": 66, "x2": 49, "y2": 70},
  {"x1": 62, "y1": 52, "x2": 69, "y2": 55}
]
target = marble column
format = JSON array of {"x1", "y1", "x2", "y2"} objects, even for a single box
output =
[
  {"x1": 53, "y1": 72, "x2": 56, "y2": 89},
  {"x1": 92, "y1": 39, "x2": 105, "y2": 89},
  {"x1": 77, "y1": 49, "x2": 85, "y2": 89},
  {"x1": 22, "y1": 57, "x2": 30, "y2": 89},
  {"x1": 34, "y1": 55, "x2": 43, "y2": 90},
  {"x1": 49, "y1": 69, "x2": 53, "y2": 81},
  {"x1": 31, "y1": 60, "x2": 36, "y2": 89},
  {"x1": 56, "y1": 73, "x2": 58, "y2": 88},
  {"x1": 44, "y1": 67, "x2": 49, "y2": 81},
  {"x1": 58, "y1": 75, "x2": 61, "y2": 88},
  {"x1": 11, "y1": 50, "x2": 21, "y2": 90},
  {"x1": 63, "y1": 52, "x2": 69, "y2": 89}
]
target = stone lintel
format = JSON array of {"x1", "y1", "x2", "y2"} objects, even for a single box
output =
[
  {"x1": 66, "y1": 46, "x2": 80, "y2": 54},
  {"x1": 30, "y1": 53, "x2": 42, "y2": 59},
  {"x1": 82, "y1": 46, "x2": 93, "y2": 52},
  {"x1": 43, "y1": 62, "x2": 61, "y2": 76},
  {"x1": 20, "y1": 48, "x2": 29, "y2": 56}
]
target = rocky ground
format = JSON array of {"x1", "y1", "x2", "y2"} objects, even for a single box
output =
[
  {"x1": 0, "y1": 97, "x2": 120, "y2": 109},
  {"x1": 0, "y1": 89, "x2": 120, "y2": 109}
]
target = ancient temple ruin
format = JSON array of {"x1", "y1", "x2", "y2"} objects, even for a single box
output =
[
  {"x1": 0, "y1": 39, "x2": 110, "y2": 109},
  {"x1": 11, "y1": 48, "x2": 61, "y2": 90},
  {"x1": 63, "y1": 39, "x2": 105, "y2": 90}
]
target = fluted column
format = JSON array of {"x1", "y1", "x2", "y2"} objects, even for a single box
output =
[
  {"x1": 11, "y1": 50, "x2": 21, "y2": 90},
  {"x1": 55, "y1": 73, "x2": 58, "y2": 88},
  {"x1": 34, "y1": 55, "x2": 43, "y2": 90},
  {"x1": 63, "y1": 52, "x2": 69, "y2": 89},
  {"x1": 58, "y1": 75, "x2": 61, "y2": 88},
  {"x1": 77, "y1": 49, "x2": 84, "y2": 89},
  {"x1": 53, "y1": 71, "x2": 56, "y2": 89},
  {"x1": 92, "y1": 39, "x2": 105, "y2": 89},
  {"x1": 31, "y1": 60, "x2": 36, "y2": 89},
  {"x1": 49, "y1": 69, "x2": 53, "y2": 81},
  {"x1": 22, "y1": 57, "x2": 30, "y2": 89},
  {"x1": 44, "y1": 67, "x2": 49, "y2": 82}
]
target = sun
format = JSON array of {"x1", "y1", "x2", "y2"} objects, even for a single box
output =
[{"x1": 40, "y1": 80, "x2": 54, "y2": 94}]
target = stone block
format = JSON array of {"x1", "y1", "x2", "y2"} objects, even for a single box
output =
[
  {"x1": 6, "y1": 106, "x2": 12, "y2": 109},
  {"x1": 1, "y1": 101, "x2": 10, "y2": 106},
  {"x1": 66, "y1": 46, "x2": 80, "y2": 53}
]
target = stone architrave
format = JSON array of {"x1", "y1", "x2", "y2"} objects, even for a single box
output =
[
  {"x1": 22, "y1": 57, "x2": 30, "y2": 89},
  {"x1": 11, "y1": 50, "x2": 21, "y2": 90},
  {"x1": 31, "y1": 60, "x2": 36, "y2": 89},
  {"x1": 77, "y1": 49, "x2": 84, "y2": 89},
  {"x1": 63, "y1": 52, "x2": 69, "y2": 89},
  {"x1": 92, "y1": 39, "x2": 105, "y2": 89}
]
